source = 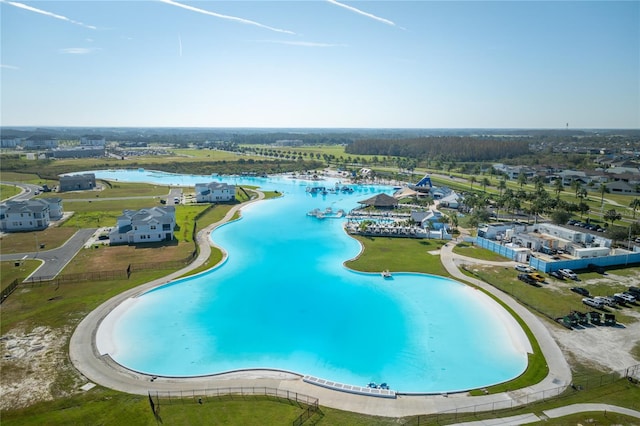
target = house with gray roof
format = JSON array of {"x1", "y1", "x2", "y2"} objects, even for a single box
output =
[
  {"x1": 0, "y1": 198, "x2": 63, "y2": 232},
  {"x1": 109, "y1": 206, "x2": 176, "y2": 245},
  {"x1": 195, "y1": 182, "x2": 235, "y2": 203}
]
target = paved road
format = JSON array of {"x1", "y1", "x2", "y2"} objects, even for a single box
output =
[
  {"x1": 1, "y1": 228, "x2": 97, "y2": 280},
  {"x1": 1, "y1": 181, "x2": 42, "y2": 201}
]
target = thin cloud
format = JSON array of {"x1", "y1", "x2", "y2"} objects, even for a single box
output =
[
  {"x1": 1, "y1": 64, "x2": 20, "y2": 70},
  {"x1": 178, "y1": 34, "x2": 183, "y2": 57},
  {"x1": 2, "y1": 0, "x2": 97, "y2": 30},
  {"x1": 159, "y1": 0, "x2": 295, "y2": 35},
  {"x1": 258, "y1": 40, "x2": 347, "y2": 48},
  {"x1": 59, "y1": 47, "x2": 100, "y2": 55},
  {"x1": 327, "y1": 0, "x2": 403, "y2": 29}
]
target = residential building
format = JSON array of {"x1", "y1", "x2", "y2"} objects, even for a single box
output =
[
  {"x1": 80, "y1": 135, "x2": 106, "y2": 147},
  {"x1": 22, "y1": 135, "x2": 58, "y2": 149},
  {"x1": 109, "y1": 206, "x2": 176, "y2": 245},
  {"x1": 0, "y1": 198, "x2": 63, "y2": 232},
  {"x1": 195, "y1": 182, "x2": 236, "y2": 203},
  {"x1": 59, "y1": 173, "x2": 96, "y2": 192}
]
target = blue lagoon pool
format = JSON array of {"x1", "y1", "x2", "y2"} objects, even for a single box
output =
[{"x1": 93, "y1": 169, "x2": 529, "y2": 393}]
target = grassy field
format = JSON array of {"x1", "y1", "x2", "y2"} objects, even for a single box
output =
[
  {"x1": 345, "y1": 235, "x2": 451, "y2": 277},
  {"x1": 0, "y1": 183, "x2": 21, "y2": 201},
  {"x1": 464, "y1": 264, "x2": 640, "y2": 324},
  {"x1": 452, "y1": 242, "x2": 511, "y2": 262},
  {"x1": 0, "y1": 227, "x2": 77, "y2": 254},
  {"x1": 0, "y1": 260, "x2": 41, "y2": 291},
  {"x1": 37, "y1": 181, "x2": 171, "y2": 199}
]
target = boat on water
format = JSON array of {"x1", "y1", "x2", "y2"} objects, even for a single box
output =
[{"x1": 381, "y1": 270, "x2": 392, "y2": 278}]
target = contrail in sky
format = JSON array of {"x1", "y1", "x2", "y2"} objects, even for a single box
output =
[
  {"x1": 178, "y1": 34, "x2": 183, "y2": 57},
  {"x1": 327, "y1": 0, "x2": 403, "y2": 28},
  {"x1": 159, "y1": 0, "x2": 295, "y2": 35},
  {"x1": 2, "y1": 0, "x2": 97, "y2": 29}
]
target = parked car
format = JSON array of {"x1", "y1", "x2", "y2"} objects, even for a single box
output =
[
  {"x1": 582, "y1": 298, "x2": 604, "y2": 309},
  {"x1": 571, "y1": 287, "x2": 590, "y2": 296},
  {"x1": 527, "y1": 272, "x2": 546, "y2": 282},
  {"x1": 518, "y1": 274, "x2": 539, "y2": 286},
  {"x1": 612, "y1": 294, "x2": 628, "y2": 305},
  {"x1": 614, "y1": 292, "x2": 636, "y2": 304},
  {"x1": 514, "y1": 264, "x2": 532, "y2": 273},
  {"x1": 549, "y1": 271, "x2": 564, "y2": 280},
  {"x1": 628, "y1": 286, "x2": 640, "y2": 297},
  {"x1": 594, "y1": 296, "x2": 617, "y2": 307},
  {"x1": 559, "y1": 268, "x2": 578, "y2": 280}
]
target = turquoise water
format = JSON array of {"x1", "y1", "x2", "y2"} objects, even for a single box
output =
[{"x1": 93, "y1": 169, "x2": 528, "y2": 393}]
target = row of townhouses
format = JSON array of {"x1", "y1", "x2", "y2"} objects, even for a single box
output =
[{"x1": 0, "y1": 199, "x2": 63, "y2": 232}]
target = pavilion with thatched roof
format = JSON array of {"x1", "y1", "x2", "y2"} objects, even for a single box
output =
[{"x1": 357, "y1": 193, "x2": 398, "y2": 209}]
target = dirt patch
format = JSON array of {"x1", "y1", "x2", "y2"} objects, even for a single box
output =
[{"x1": 0, "y1": 326, "x2": 82, "y2": 410}]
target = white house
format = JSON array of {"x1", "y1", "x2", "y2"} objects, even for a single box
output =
[
  {"x1": 195, "y1": 182, "x2": 235, "y2": 203},
  {"x1": 109, "y1": 206, "x2": 176, "y2": 245},
  {"x1": 0, "y1": 198, "x2": 63, "y2": 232}
]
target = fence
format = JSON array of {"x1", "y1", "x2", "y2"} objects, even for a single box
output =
[
  {"x1": 0, "y1": 279, "x2": 21, "y2": 304},
  {"x1": 148, "y1": 386, "x2": 319, "y2": 426},
  {"x1": 404, "y1": 364, "x2": 640, "y2": 425}
]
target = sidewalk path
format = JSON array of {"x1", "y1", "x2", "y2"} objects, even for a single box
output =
[
  {"x1": 70, "y1": 196, "x2": 576, "y2": 418},
  {"x1": 449, "y1": 403, "x2": 640, "y2": 425}
]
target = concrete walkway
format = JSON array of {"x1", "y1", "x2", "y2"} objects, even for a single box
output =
[
  {"x1": 69, "y1": 195, "x2": 575, "y2": 418},
  {"x1": 449, "y1": 403, "x2": 640, "y2": 425}
]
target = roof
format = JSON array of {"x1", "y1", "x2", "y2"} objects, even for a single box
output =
[{"x1": 358, "y1": 193, "x2": 398, "y2": 208}]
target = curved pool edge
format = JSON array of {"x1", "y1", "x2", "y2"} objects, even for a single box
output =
[{"x1": 70, "y1": 233, "x2": 572, "y2": 417}]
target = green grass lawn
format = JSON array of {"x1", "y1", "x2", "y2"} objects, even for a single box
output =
[
  {"x1": 0, "y1": 227, "x2": 78, "y2": 254},
  {"x1": 452, "y1": 242, "x2": 511, "y2": 262},
  {"x1": 38, "y1": 181, "x2": 171, "y2": 199},
  {"x1": 345, "y1": 236, "x2": 451, "y2": 277},
  {"x1": 0, "y1": 183, "x2": 21, "y2": 201},
  {"x1": 0, "y1": 260, "x2": 41, "y2": 291}
]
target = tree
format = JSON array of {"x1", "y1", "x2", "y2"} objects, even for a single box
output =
[
  {"x1": 629, "y1": 198, "x2": 640, "y2": 219},
  {"x1": 571, "y1": 180, "x2": 583, "y2": 199},
  {"x1": 600, "y1": 183, "x2": 609, "y2": 206},
  {"x1": 481, "y1": 177, "x2": 490, "y2": 192},
  {"x1": 448, "y1": 212, "x2": 459, "y2": 231},
  {"x1": 551, "y1": 210, "x2": 572, "y2": 225},
  {"x1": 578, "y1": 201, "x2": 590, "y2": 218},
  {"x1": 498, "y1": 178, "x2": 507, "y2": 196},
  {"x1": 553, "y1": 178, "x2": 564, "y2": 200},
  {"x1": 517, "y1": 172, "x2": 527, "y2": 188},
  {"x1": 604, "y1": 209, "x2": 622, "y2": 226},
  {"x1": 470, "y1": 176, "x2": 477, "y2": 190}
]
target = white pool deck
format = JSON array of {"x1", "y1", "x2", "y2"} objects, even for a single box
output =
[{"x1": 69, "y1": 194, "x2": 573, "y2": 418}]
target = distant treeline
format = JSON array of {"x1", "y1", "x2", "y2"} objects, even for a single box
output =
[{"x1": 345, "y1": 137, "x2": 530, "y2": 161}]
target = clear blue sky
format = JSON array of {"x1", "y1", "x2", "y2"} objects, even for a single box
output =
[{"x1": 1, "y1": 1, "x2": 638, "y2": 128}]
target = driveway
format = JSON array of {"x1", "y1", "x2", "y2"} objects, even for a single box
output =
[{"x1": 1, "y1": 228, "x2": 97, "y2": 280}]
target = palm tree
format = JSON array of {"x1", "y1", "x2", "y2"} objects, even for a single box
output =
[
  {"x1": 517, "y1": 172, "x2": 528, "y2": 189},
  {"x1": 498, "y1": 178, "x2": 507, "y2": 196},
  {"x1": 481, "y1": 177, "x2": 490, "y2": 192},
  {"x1": 630, "y1": 198, "x2": 640, "y2": 219},
  {"x1": 571, "y1": 180, "x2": 583, "y2": 199},
  {"x1": 470, "y1": 176, "x2": 477, "y2": 190},
  {"x1": 600, "y1": 183, "x2": 609, "y2": 207},
  {"x1": 553, "y1": 178, "x2": 564, "y2": 200}
]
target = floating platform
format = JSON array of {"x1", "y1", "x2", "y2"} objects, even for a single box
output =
[{"x1": 303, "y1": 375, "x2": 396, "y2": 398}]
